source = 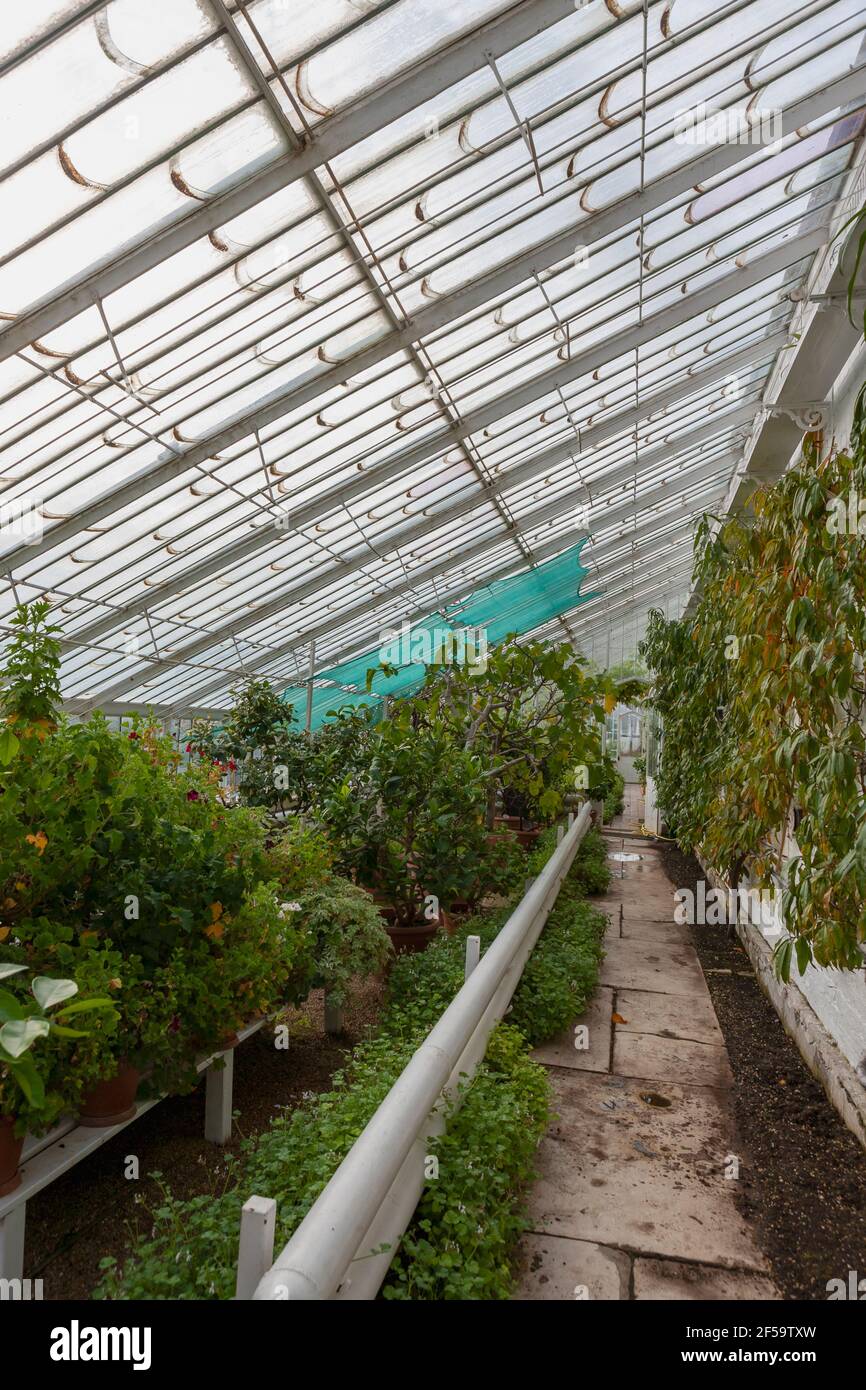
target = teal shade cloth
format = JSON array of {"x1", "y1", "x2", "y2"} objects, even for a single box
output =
[{"x1": 281, "y1": 538, "x2": 596, "y2": 729}]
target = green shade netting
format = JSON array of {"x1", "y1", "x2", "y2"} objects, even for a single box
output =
[{"x1": 281, "y1": 538, "x2": 596, "y2": 729}]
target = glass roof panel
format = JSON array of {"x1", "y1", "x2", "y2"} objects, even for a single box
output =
[{"x1": 0, "y1": 0, "x2": 862, "y2": 704}]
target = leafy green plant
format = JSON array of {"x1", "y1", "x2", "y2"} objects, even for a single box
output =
[
  {"x1": 568, "y1": 827, "x2": 611, "y2": 897},
  {"x1": 589, "y1": 754, "x2": 624, "y2": 820},
  {"x1": 261, "y1": 820, "x2": 333, "y2": 900},
  {"x1": 324, "y1": 720, "x2": 489, "y2": 927},
  {"x1": 0, "y1": 601, "x2": 62, "y2": 763},
  {"x1": 0, "y1": 652, "x2": 312, "y2": 1086},
  {"x1": 291, "y1": 875, "x2": 391, "y2": 1006},
  {"x1": 640, "y1": 437, "x2": 866, "y2": 975},
  {"x1": 95, "y1": 827, "x2": 604, "y2": 1301},
  {"x1": 381, "y1": 1026, "x2": 550, "y2": 1300},
  {"x1": 409, "y1": 638, "x2": 609, "y2": 828},
  {"x1": 0, "y1": 962, "x2": 116, "y2": 1131}
]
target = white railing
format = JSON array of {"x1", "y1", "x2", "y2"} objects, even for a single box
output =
[{"x1": 240, "y1": 804, "x2": 592, "y2": 1300}]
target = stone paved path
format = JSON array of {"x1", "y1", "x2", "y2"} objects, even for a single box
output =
[{"x1": 513, "y1": 803, "x2": 779, "y2": 1301}]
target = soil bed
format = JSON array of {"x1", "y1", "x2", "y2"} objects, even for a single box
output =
[
  {"x1": 23, "y1": 976, "x2": 385, "y2": 1301},
  {"x1": 659, "y1": 838, "x2": 866, "y2": 1301}
]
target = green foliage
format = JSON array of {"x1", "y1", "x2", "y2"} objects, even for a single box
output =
[
  {"x1": 0, "y1": 958, "x2": 119, "y2": 1133},
  {"x1": 0, "y1": 602, "x2": 62, "y2": 763},
  {"x1": 323, "y1": 719, "x2": 489, "y2": 926},
  {"x1": 261, "y1": 820, "x2": 333, "y2": 900},
  {"x1": 508, "y1": 897, "x2": 605, "y2": 1044},
  {"x1": 0, "y1": 621, "x2": 312, "y2": 1113},
  {"x1": 381, "y1": 1026, "x2": 550, "y2": 1299},
  {"x1": 568, "y1": 827, "x2": 612, "y2": 897},
  {"x1": 95, "y1": 830, "x2": 605, "y2": 1301},
  {"x1": 640, "y1": 439, "x2": 866, "y2": 974},
  {"x1": 409, "y1": 638, "x2": 609, "y2": 827},
  {"x1": 190, "y1": 683, "x2": 380, "y2": 816},
  {"x1": 639, "y1": 610, "x2": 724, "y2": 848},
  {"x1": 292, "y1": 875, "x2": 392, "y2": 1006},
  {"x1": 590, "y1": 754, "x2": 624, "y2": 820}
]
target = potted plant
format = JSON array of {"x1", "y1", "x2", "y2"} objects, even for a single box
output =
[
  {"x1": 411, "y1": 639, "x2": 609, "y2": 831},
  {"x1": 0, "y1": 962, "x2": 116, "y2": 1190},
  {"x1": 290, "y1": 874, "x2": 392, "y2": 1002},
  {"x1": 324, "y1": 721, "x2": 488, "y2": 953}
]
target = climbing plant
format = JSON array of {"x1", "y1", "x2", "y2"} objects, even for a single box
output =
[{"x1": 641, "y1": 435, "x2": 866, "y2": 976}]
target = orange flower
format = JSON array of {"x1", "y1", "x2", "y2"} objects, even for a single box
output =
[
  {"x1": 25, "y1": 831, "x2": 48, "y2": 854},
  {"x1": 204, "y1": 921, "x2": 224, "y2": 941}
]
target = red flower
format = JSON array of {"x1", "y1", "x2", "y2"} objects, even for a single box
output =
[
  {"x1": 228, "y1": 760, "x2": 237, "y2": 771},
  {"x1": 128, "y1": 731, "x2": 139, "y2": 740},
  {"x1": 185, "y1": 743, "x2": 192, "y2": 753},
  {"x1": 186, "y1": 789, "x2": 200, "y2": 802}
]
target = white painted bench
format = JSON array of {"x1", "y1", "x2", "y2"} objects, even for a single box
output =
[{"x1": 0, "y1": 1013, "x2": 272, "y2": 1282}]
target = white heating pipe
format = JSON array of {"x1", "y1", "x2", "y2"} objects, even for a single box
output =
[{"x1": 253, "y1": 804, "x2": 591, "y2": 1300}]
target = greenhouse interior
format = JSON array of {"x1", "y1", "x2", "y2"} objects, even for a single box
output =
[{"x1": 0, "y1": 0, "x2": 865, "y2": 1346}]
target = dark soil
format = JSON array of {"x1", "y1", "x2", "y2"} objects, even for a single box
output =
[
  {"x1": 23, "y1": 976, "x2": 385, "y2": 1301},
  {"x1": 659, "y1": 839, "x2": 866, "y2": 1301}
]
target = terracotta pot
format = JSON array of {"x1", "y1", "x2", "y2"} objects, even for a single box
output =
[
  {"x1": 495, "y1": 815, "x2": 522, "y2": 830},
  {"x1": 517, "y1": 827, "x2": 541, "y2": 848},
  {"x1": 384, "y1": 918, "x2": 439, "y2": 955},
  {"x1": 486, "y1": 829, "x2": 513, "y2": 845},
  {"x1": 78, "y1": 1062, "x2": 141, "y2": 1127},
  {"x1": 0, "y1": 1116, "x2": 23, "y2": 1197}
]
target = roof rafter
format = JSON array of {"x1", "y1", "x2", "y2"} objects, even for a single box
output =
[
  {"x1": 6, "y1": 65, "x2": 858, "y2": 573},
  {"x1": 0, "y1": 0, "x2": 589, "y2": 364},
  {"x1": 64, "y1": 334, "x2": 775, "y2": 648}
]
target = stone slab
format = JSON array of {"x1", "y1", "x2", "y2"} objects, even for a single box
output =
[
  {"x1": 613, "y1": 1031, "x2": 734, "y2": 1089},
  {"x1": 600, "y1": 938, "x2": 708, "y2": 998},
  {"x1": 634, "y1": 1256, "x2": 779, "y2": 1300},
  {"x1": 532, "y1": 987, "x2": 614, "y2": 1073},
  {"x1": 615, "y1": 989, "x2": 725, "y2": 1048},
  {"x1": 524, "y1": 1070, "x2": 769, "y2": 1270},
  {"x1": 513, "y1": 1234, "x2": 630, "y2": 1300},
  {"x1": 621, "y1": 918, "x2": 691, "y2": 944}
]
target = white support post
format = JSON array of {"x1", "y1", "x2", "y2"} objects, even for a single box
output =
[
  {"x1": 204, "y1": 1050, "x2": 235, "y2": 1144},
  {"x1": 236, "y1": 1196, "x2": 277, "y2": 1300},
  {"x1": 464, "y1": 935, "x2": 481, "y2": 981},
  {"x1": 0, "y1": 1202, "x2": 26, "y2": 1282},
  {"x1": 305, "y1": 637, "x2": 316, "y2": 734},
  {"x1": 556, "y1": 824, "x2": 565, "y2": 845},
  {"x1": 324, "y1": 993, "x2": 344, "y2": 1036},
  {"x1": 568, "y1": 811, "x2": 574, "y2": 829}
]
